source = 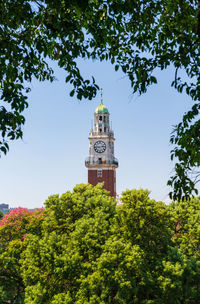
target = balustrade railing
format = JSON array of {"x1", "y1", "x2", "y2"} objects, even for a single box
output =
[
  {"x1": 89, "y1": 130, "x2": 114, "y2": 137},
  {"x1": 85, "y1": 157, "x2": 118, "y2": 166}
]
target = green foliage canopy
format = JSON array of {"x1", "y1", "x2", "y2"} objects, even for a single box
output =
[
  {"x1": 0, "y1": 207, "x2": 44, "y2": 304},
  {"x1": 19, "y1": 185, "x2": 200, "y2": 303},
  {"x1": 2, "y1": 185, "x2": 200, "y2": 303}
]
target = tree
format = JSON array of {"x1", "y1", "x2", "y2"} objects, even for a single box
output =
[
  {"x1": 21, "y1": 184, "x2": 200, "y2": 303},
  {"x1": 1, "y1": 0, "x2": 200, "y2": 199},
  {"x1": 22, "y1": 184, "x2": 117, "y2": 303},
  {"x1": 168, "y1": 197, "x2": 200, "y2": 302},
  {"x1": 168, "y1": 106, "x2": 200, "y2": 200},
  {"x1": 0, "y1": 207, "x2": 45, "y2": 304},
  {"x1": 170, "y1": 196, "x2": 200, "y2": 258},
  {"x1": 1, "y1": 184, "x2": 200, "y2": 303}
]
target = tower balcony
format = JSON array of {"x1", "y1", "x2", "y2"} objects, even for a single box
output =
[
  {"x1": 85, "y1": 157, "x2": 118, "y2": 168},
  {"x1": 89, "y1": 130, "x2": 114, "y2": 138}
]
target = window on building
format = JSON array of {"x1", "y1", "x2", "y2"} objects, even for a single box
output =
[
  {"x1": 104, "y1": 127, "x2": 106, "y2": 132},
  {"x1": 99, "y1": 116, "x2": 102, "y2": 121},
  {"x1": 97, "y1": 170, "x2": 102, "y2": 177},
  {"x1": 103, "y1": 116, "x2": 106, "y2": 122},
  {"x1": 99, "y1": 128, "x2": 102, "y2": 133},
  {"x1": 98, "y1": 158, "x2": 102, "y2": 164}
]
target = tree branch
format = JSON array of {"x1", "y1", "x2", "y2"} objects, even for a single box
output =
[{"x1": 175, "y1": 67, "x2": 179, "y2": 87}]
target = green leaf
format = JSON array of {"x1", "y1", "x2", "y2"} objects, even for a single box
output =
[{"x1": 70, "y1": 90, "x2": 75, "y2": 97}]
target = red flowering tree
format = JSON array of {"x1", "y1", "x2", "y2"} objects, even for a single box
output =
[{"x1": 0, "y1": 207, "x2": 45, "y2": 304}]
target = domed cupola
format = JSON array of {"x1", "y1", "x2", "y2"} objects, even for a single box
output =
[{"x1": 95, "y1": 103, "x2": 109, "y2": 114}]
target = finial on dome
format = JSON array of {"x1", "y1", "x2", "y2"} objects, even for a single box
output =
[
  {"x1": 95, "y1": 88, "x2": 109, "y2": 114},
  {"x1": 100, "y1": 88, "x2": 103, "y2": 104}
]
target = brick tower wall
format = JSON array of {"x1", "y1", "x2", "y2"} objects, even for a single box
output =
[{"x1": 88, "y1": 169, "x2": 116, "y2": 197}]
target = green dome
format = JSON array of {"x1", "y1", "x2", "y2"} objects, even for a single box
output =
[{"x1": 95, "y1": 103, "x2": 109, "y2": 114}]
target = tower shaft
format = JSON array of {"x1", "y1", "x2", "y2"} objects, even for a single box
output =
[{"x1": 85, "y1": 101, "x2": 118, "y2": 197}]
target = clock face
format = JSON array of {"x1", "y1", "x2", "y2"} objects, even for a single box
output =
[{"x1": 94, "y1": 141, "x2": 106, "y2": 153}]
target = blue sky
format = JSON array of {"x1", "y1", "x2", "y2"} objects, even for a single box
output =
[{"x1": 0, "y1": 59, "x2": 193, "y2": 208}]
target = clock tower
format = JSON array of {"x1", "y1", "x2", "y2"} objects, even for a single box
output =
[{"x1": 85, "y1": 95, "x2": 118, "y2": 197}]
